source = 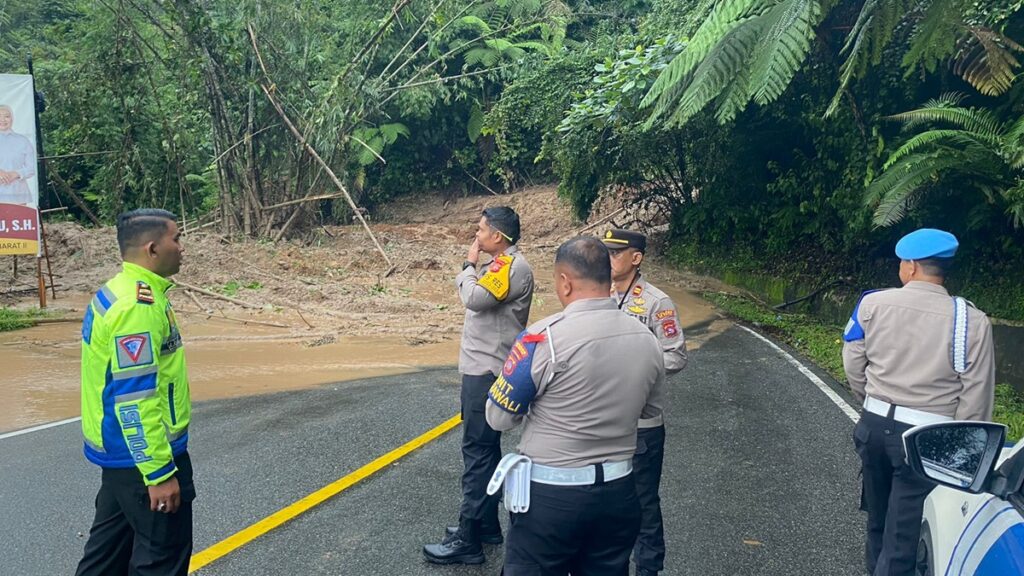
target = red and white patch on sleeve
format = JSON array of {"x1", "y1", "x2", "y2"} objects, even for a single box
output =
[{"x1": 661, "y1": 319, "x2": 679, "y2": 339}]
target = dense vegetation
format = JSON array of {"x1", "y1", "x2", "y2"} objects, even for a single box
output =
[{"x1": 4, "y1": 0, "x2": 1023, "y2": 317}]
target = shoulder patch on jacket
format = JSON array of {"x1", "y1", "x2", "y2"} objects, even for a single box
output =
[
  {"x1": 843, "y1": 289, "x2": 883, "y2": 342},
  {"x1": 478, "y1": 255, "x2": 514, "y2": 301},
  {"x1": 136, "y1": 282, "x2": 155, "y2": 305},
  {"x1": 116, "y1": 332, "x2": 154, "y2": 369}
]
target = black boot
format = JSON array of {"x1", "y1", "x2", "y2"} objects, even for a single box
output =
[
  {"x1": 445, "y1": 524, "x2": 503, "y2": 545},
  {"x1": 423, "y1": 520, "x2": 485, "y2": 565}
]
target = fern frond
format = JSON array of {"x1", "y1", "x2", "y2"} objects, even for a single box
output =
[
  {"x1": 868, "y1": 152, "x2": 961, "y2": 227},
  {"x1": 642, "y1": 0, "x2": 761, "y2": 119},
  {"x1": 901, "y1": 0, "x2": 959, "y2": 74},
  {"x1": 887, "y1": 97, "x2": 1003, "y2": 136},
  {"x1": 467, "y1": 103, "x2": 484, "y2": 143},
  {"x1": 1002, "y1": 180, "x2": 1024, "y2": 228},
  {"x1": 464, "y1": 47, "x2": 491, "y2": 67},
  {"x1": 826, "y1": 0, "x2": 913, "y2": 117},
  {"x1": 748, "y1": 0, "x2": 822, "y2": 106},
  {"x1": 882, "y1": 130, "x2": 969, "y2": 169},
  {"x1": 954, "y1": 27, "x2": 1024, "y2": 96},
  {"x1": 458, "y1": 15, "x2": 493, "y2": 34},
  {"x1": 667, "y1": 14, "x2": 764, "y2": 126},
  {"x1": 379, "y1": 123, "x2": 410, "y2": 143}
]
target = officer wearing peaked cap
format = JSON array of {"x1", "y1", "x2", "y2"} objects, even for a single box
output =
[
  {"x1": 842, "y1": 228, "x2": 995, "y2": 576},
  {"x1": 602, "y1": 228, "x2": 686, "y2": 576},
  {"x1": 485, "y1": 236, "x2": 665, "y2": 575}
]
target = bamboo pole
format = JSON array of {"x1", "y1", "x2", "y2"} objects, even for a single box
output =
[
  {"x1": 258, "y1": 84, "x2": 394, "y2": 269},
  {"x1": 260, "y1": 192, "x2": 349, "y2": 211}
]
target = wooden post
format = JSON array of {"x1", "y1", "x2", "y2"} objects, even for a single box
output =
[
  {"x1": 37, "y1": 257, "x2": 46, "y2": 308},
  {"x1": 40, "y1": 221, "x2": 56, "y2": 300}
]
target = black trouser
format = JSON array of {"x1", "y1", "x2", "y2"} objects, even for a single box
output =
[
  {"x1": 76, "y1": 452, "x2": 195, "y2": 576},
  {"x1": 459, "y1": 373, "x2": 502, "y2": 538},
  {"x1": 502, "y1": 473, "x2": 641, "y2": 575},
  {"x1": 633, "y1": 425, "x2": 666, "y2": 573},
  {"x1": 854, "y1": 412, "x2": 935, "y2": 576}
]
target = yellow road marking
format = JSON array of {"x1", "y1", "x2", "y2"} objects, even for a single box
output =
[{"x1": 188, "y1": 414, "x2": 462, "y2": 573}]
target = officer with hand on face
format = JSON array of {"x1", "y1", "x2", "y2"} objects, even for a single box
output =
[
  {"x1": 424, "y1": 206, "x2": 534, "y2": 565},
  {"x1": 76, "y1": 209, "x2": 194, "y2": 576},
  {"x1": 842, "y1": 228, "x2": 996, "y2": 576},
  {"x1": 485, "y1": 236, "x2": 665, "y2": 575},
  {"x1": 602, "y1": 228, "x2": 686, "y2": 576}
]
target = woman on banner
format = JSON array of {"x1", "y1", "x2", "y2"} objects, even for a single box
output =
[{"x1": 0, "y1": 104, "x2": 37, "y2": 205}]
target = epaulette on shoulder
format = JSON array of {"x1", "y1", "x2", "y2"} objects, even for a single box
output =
[
  {"x1": 136, "y1": 281, "x2": 155, "y2": 305},
  {"x1": 488, "y1": 254, "x2": 514, "y2": 273},
  {"x1": 527, "y1": 312, "x2": 564, "y2": 334}
]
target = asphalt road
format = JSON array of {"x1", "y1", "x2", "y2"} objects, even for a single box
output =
[{"x1": 0, "y1": 324, "x2": 865, "y2": 575}]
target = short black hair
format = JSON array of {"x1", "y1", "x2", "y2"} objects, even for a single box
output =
[
  {"x1": 116, "y1": 209, "x2": 176, "y2": 256},
  {"x1": 555, "y1": 236, "x2": 611, "y2": 285},
  {"x1": 482, "y1": 206, "x2": 521, "y2": 245},
  {"x1": 917, "y1": 257, "x2": 953, "y2": 278}
]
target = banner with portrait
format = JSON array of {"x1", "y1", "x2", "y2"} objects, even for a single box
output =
[{"x1": 0, "y1": 73, "x2": 41, "y2": 256}]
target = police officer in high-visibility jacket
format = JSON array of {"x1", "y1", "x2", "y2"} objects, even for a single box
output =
[
  {"x1": 602, "y1": 228, "x2": 686, "y2": 576},
  {"x1": 76, "y1": 209, "x2": 194, "y2": 576},
  {"x1": 842, "y1": 228, "x2": 995, "y2": 576},
  {"x1": 486, "y1": 236, "x2": 665, "y2": 575}
]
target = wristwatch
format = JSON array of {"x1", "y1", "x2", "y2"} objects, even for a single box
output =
[{"x1": 462, "y1": 260, "x2": 476, "y2": 270}]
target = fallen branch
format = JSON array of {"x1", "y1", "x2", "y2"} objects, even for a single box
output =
[
  {"x1": 462, "y1": 168, "x2": 500, "y2": 196},
  {"x1": 182, "y1": 288, "x2": 208, "y2": 312},
  {"x1": 29, "y1": 318, "x2": 80, "y2": 325},
  {"x1": 260, "y1": 192, "x2": 349, "y2": 211},
  {"x1": 175, "y1": 308, "x2": 290, "y2": 329},
  {"x1": 575, "y1": 207, "x2": 626, "y2": 235},
  {"x1": 174, "y1": 280, "x2": 262, "y2": 309},
  {"x1": 295, "y1": 308, "x2": 315, "y2": 330},
  {"x1": 219, "y1": 252, "x2": 318, "y2": 286}
]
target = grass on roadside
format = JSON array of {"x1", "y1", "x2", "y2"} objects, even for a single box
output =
[
  {"x1": 0, "y1": 307, "x2": 50, "y2": 332},
  {"x1": 704, "y1": 291, "x2": 1024, "y2": 442},
  {"x1": 703, "y1": 292, "x2": 846, "y2": 381}
]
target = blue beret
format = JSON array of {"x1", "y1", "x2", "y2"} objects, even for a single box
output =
[{"x1": 895, "y1": 228, "x2": 959, "y2": 260}]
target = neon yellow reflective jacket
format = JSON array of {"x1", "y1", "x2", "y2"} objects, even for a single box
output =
[{"x1": 81, "y1": 262, "x2": 190, "y2": 486}]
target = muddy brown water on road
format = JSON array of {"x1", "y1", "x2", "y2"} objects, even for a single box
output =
[{"x1": 0, "y1": 282, "x2": 727, "y2": 434}]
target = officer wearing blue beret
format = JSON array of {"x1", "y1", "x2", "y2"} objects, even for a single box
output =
[{"x1": 842, "y1": 228, "x2": 996, "y2": 576}]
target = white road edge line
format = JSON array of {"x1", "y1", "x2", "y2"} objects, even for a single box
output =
[
  {"x1": 738, "y1": 325, "x2": 859, "y2": 422},
  {"x1": 0, "y1": 416, "x2": 81, "y2": 441}
]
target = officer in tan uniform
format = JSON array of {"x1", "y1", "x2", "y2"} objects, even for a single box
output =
[
  {"x1": 601, "y1": 228, "x2": 685, "y2": 576},
  {"x1": 842, "y1": 228, "x2": 995, "y2": 576},
  {"x1": 424, "y1": 206, "x2": 534, "y2": 565},
  {"x1": 485, "y1": 236, "x2": 665, "y2": 575}
]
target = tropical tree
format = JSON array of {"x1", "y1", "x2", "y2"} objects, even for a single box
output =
[
  {"x1": 639, "y1": 0, "x2": 1023, "y2": 126},
  {"x1": 866, "y1": 93, "x2": 1024, "y2": 228}
]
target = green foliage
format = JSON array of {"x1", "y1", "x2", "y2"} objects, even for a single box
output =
[
  {"x1": 637, "y1": 0, "x2": 1023, "y2": 125},
  {"x1": 0, "y1": 308, "x2": 51, "y2": 332},
  {"x1": 995, "y1": 383, "x2": 1024, "y2": 442},
  {"x1": 483, "y1": 51, "x2": 595, "y2": 189},
  {"x1": 220, "y1": 281, "x2": 241, "y2": 297},
  {"x1": 867, "y1": 93, "x2": 1024, "y2": 229},
  {"x1": 559, "y1": 37, "x2": 683, "y2": 131},
  {"x1": 642, "y1": 0, "x2": 827, "y2": 126}
]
